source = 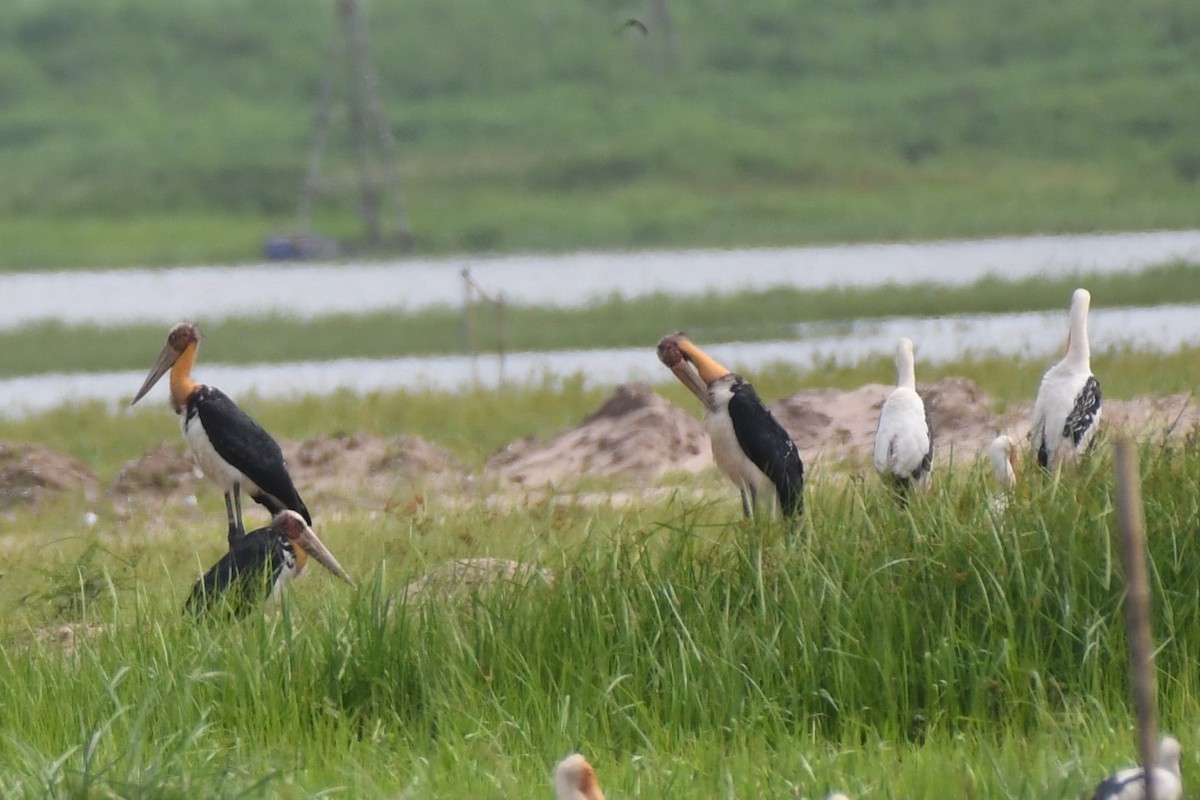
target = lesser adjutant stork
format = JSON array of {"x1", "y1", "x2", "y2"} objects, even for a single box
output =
[
  {"x1": 1092, "y1": 736, "x2": 1182, "y2": 800},
  {"x1": 185, "y1": 510, "x2": 353, "y2": 618},
  {"x1": 555, "y1": 753, "x2": 606, "y2": 800},
  {"x1": 657, "y1": 333, "x2": 804, "y2": 519},
  {"x1": 873, "y1": 337, "x2": 933, "y2": 499},
  {"x1": 130, "y1": 322, "x2": 311, "y2": 547},
  {"x1": 1031, "y1": 288, "x2": 1102, "y2": 470}
]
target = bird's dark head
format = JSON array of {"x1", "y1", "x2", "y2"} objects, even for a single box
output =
[
  {"x1": 270, "y1": 511, "x2": 355, "y2": 587},
  {"x1": 166, "y1": 322, "x2": 200, "y2": 354},
  {"x1": 656, "y1": 333, "x2": 686, "y2": 369}
]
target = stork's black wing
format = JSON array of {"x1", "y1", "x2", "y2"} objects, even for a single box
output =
[
  {"x1": 728, "y1": 379, "x2": 805, "y2": 517},
  {"x1": 191, "y1": 386, "x2": 311, "y2": 523},
  {"x1": 913, "y1": 402, "x2": 934, "y2": 482},
  {"x1": 185, "y1": 527, "x2": 283, "y2": 618},
  {"x1": 1091, "y1": 770, "x2": 1140, "y2": 800},
  {"x1": 1063, "y1": 375, "x2": 1101, "y2": 446}
]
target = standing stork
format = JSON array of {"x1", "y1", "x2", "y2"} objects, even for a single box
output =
[
  {"x1": 1092, "y1": 736, "x2": 1182, "y2": 800},
  {"x1": 185, "y1": 510, "x2": 353, "y2": 618},
  {"x1": 555, "y1": 753, "x2": 606, "y2": 800},
  {"x1": 657, "y1": 333, "x2": 804, "y2": 519},
  {"x1": 1031, "y1": 288, "x2": 1102, "y2": 470},
  {"x1": 130, "y1": 322, "x2": 311, "y2": 547},
  {"x1": 873, "y1": 337, "x2": 932, "y2": 500}
]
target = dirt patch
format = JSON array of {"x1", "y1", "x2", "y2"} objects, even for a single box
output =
[
  {"x1": 400, "y1": 557, "x2": 556, "y2": 602},
  {"x1": 1101, "y1": 393, "x2": 1197, "y2": 439},
  {"x1": 112, "y1": 443, "x2": 199, "y2": 496},
  {"x1": 485, "y1": 382, "x2": 710, "y2": 486},
  {"x1": 285, "y1": 433, "x2": 467, "y2": 507},
  {"x1": 0, "y1": 441, "x2": 98, "y2": 510}
]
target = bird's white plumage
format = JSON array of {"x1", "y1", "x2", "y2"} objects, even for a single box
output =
[
  {"x1": 873, "y1": 338, "x2": 931, "y2": 489},
  {"x1": 705, "y1": 376, "x2": 776, "y2": 510},
  {"x1": 182, "y1": 412, "x2": 264, "y2": 498},
  {"x1": 987, "y1": 435, "x2": 1017, "y2": 488},
  {"x1": 1031, "y1": 288, "x2": 1101, "y2": 469},
  {"x1": 1093, "y1": 736, "x2": 1182, "y2": 800}
]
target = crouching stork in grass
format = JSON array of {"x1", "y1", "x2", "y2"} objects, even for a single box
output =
[
  {"x1": 185, "y1": 510, "x2": 353, "y2": 618},
  {"x1": 657, "y1": 333, "x2": 804, "y2": 520},
  {"x1": 873, "y1": 337, "x2": 933, "y2": 504},
  {"x1": 130, "y1": 322, "x2": 311, "y2": 548},
  {"x1": 1092, "y1": 736, "x2": 1182, "y2": 800},
  {"x1": 1031, "y1": 288, "x2": 1102, "y2": 471}
]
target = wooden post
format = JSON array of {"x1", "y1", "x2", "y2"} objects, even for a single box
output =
[
  {"x1": 1114, "y1": 438, "x2": 1160, "y2": 800},
  {"x1": 496, "y1": 292, "x2": 507, "y2": 389},
  {"x1": 462, "y1": 267, "x2": 478, "y2": 386}
]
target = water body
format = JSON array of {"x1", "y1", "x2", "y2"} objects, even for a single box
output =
[
  {"x1": 4, "y1": 303, "x2": 1197, "y2": 419},
  {"x1": 3, "y1": 230, "x2": 1200, "y2": 331}
]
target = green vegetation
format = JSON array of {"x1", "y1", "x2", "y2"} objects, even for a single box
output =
[
  {"x1": 0, "y1": 432, "x2": 1197, "y2": 797},
  {"x1": 4, "y1": 262, "x2": 1200, "y2": 378},
  {"x1": 5, "y1": 0, "x2": 1200, "y2": 268}
]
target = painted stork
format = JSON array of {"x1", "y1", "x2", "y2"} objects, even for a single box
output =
[
  {"x1": 185, "y1": 510, "x2": 353, "y2": 618},
  {"x1": 987, "y1": 434, "x2": 1018, "y2": 489},
  {"x1": 555, "y1": 753, "x2": 606, "y2": 800},
  {"x1": 873, "y1": 338, "x2": 932, "y2": 499},
  {"x1": 130, "y1": 322, "x2": 310, "y2": 547},
  {"x1": 1092, "y1": 736, "x2": 1182, "y2": 800},
  {"x1": 1031, "y1": 288, "x2": 1102, "y2": 470},
  {"x1": 657, "y1": 333, "x2": 804, "y2": 519}
]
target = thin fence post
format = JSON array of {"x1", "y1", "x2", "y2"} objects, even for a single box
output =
[
  {"x1": 1114, "y1": 437, "x2": 1160, "y2": 800},
  {"x1": 462, "y1": 266, "x2": 478, "y2": 387},
  {"x1": 496, "y1": 292, "x2": 506, "y2": 389}
]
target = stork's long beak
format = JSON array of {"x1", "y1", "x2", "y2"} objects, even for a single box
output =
[
  {"x1": 130, "y1": 342, "x2": 180, "y2": 406},
  {"x1": 670, "y1": 360, "x2": 715, "y2": 411},
  {"x1": 297, "y1": 528, "x2": 355, "y2": 586}
]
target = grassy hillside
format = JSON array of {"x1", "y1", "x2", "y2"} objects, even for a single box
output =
[{"x1": 4, "y1": 0, "x2": 1200, "y2": 268}]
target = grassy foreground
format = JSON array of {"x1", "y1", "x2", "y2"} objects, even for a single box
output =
[
  {"x1": 3, "y1": 262, "x2": 1200, "y2": 379},
  {"x1": 1, "y1": 431, "x2": 1198, "y2": 797}
]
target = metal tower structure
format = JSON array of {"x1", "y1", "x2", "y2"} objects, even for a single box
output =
[{"x1": 298, "y1": 0, "x2": 412, "y2": 248}]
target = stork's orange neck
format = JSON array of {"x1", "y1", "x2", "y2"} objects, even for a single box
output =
[
  {"x1": 292, "y1": 544, "x2": 308, "y2": 575},
  {"x1": 169, "y1": 340, "x2": 200, "y2": 412},
  {"x1": 677, "y1": 339, "x2": 730, "y2": 385}
]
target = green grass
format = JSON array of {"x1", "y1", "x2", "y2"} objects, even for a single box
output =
[
  {"x1": 0, "y1": 432, "x2": 1198, "y2": 797},
  {"x1": 3, "y1": 262, "x2": 1200, "y2": 378},
  {"x1": 5, "y1": 0, "x2": 1200, "y2": 267}
]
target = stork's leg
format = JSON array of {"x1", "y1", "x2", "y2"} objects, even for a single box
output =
[
  {"x1": 739, "y1": 488, "x2": 752, "y2": 519},
  {"x1": 224, "y1": 491, "x2": 239, "y2": 547},
  {"x1": 233, "y1": 484, "x2": 246, "y2": 537},
  {"x1": 747, "y1": 485, "x2": 759, "y2": 518}
]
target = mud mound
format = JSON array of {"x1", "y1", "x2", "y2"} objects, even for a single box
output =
[
  {"x1": 286, "y1": 433, "x2": 466, "y2": 504},
  {"x1": 485, "y1": 382, "x2": 710, "y2": 486},
  {"x1": 0, "y1": 441, "x2": 98, "y2": 509},
  {"x1": 1101, "y1": 393, "x2": 1198, "y2": 438},
  {"x1": 112, "y1": 444, "x2": 198, "y2": 496},
  {"x1": 400, "y1": 557, "x2": 556, "y2": 603}
]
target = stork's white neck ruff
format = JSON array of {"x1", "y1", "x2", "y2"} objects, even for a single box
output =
[
  {"x1": 894, "y1": 338, "x2": 917, "y2": 390},
  {"x1": 1065, "y1": 288, "x2": 1091, "y2": 368}
]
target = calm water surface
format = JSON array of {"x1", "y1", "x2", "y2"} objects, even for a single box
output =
[
  {"x1": 4, "y1": 230, "x2": 1199, "y2": 331},
  {"x1": 4, "y1": 303, "x2": 1197, "y2": 419}
]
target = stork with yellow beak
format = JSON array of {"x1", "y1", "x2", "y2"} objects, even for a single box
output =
[
  {"x1": 657, "y1": 333, "x2": 804, "y2": 519},
  {"x1": 185, "y1": 510, "x2": 353, "y2": 618},
  {"x1": 130, "y1": 322, "x2": 310, "y2": 547}
]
